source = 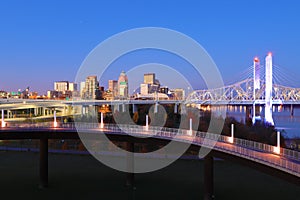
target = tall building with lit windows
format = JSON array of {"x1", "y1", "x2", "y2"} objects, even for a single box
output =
[
  {"x1": 108, "y1": 80, "x2": 118, "y2": 98},
  {"x1": 84, "y1": 75, "x2": 100, "y2": 99},
  {"x1": 54, "y1": 81, "x2": 69, "y2": 92},
  {"x1": 143, "y1": 73, "x2": 160, "y2": 94},
  {"x1": 118, "y1": 71, "x2": 128, "y2": 99}
]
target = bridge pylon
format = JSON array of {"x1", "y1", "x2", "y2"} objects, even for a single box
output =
[
  {"x1": 264, "y1": 53, "x2": 274, "y2": 125},
  {"x1": 252, "y1": 57, "x2": 261, "y2": 124},
  {"x1": 252, "y1": 53, "x2": 274, "y2": 125}
]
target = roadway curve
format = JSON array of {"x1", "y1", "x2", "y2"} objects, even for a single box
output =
[{"x1": 0, "y1": 123, "x2": 299, "y2": 185}]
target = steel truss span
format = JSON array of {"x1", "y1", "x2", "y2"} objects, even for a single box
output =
[{"x1": 187, "y1": 78, "x2": 300, "y2": 104}]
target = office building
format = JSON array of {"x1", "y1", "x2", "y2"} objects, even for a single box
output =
[
  {"x1": 118, "y1": 71, "x2": 128, "y2": 99},
  {"x1": 54, "y1": 81, "x2": 69, "y2": 92},
  {"x1": 140, "y1": 83, "x2": 149, "y2": 95},
  {"x1": 84, "y1": 76, "x2": 100, "y2": 99},
  {"x1": 69, "y1": 82, "x2": 78, "y2": 92},
  {"x1": 108, "y1": 80, "x2": 118, "y2": 99},
  {"x1": 144, "y1": 73, "x2": 155, "y2": 84}
]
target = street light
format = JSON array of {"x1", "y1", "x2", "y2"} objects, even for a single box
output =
[
  {"x1": 273, "y1": 131, "x2": 281, "y2": 154},
  {"x1": 1, "y1": 109, "x2": 5, "y2": 127},
  {"x1": 100, "y1": 112, "x2": 104, "y2": 129},
  {"x1": 53, "y1": 110, "x2": 58, "y2": 128},
  {"x1": 228, "y1": 124, "x2": 234, "y2": 143}
]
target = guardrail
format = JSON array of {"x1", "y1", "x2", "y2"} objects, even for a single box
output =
[{"x1": 1, "y1": 122, "x2": 299, "y2": 176}]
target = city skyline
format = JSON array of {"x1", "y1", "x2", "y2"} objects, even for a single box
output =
[
  {"x1": 1, "y1": 1, "x2": 300, "y2": 94},
  {"x1": 0, "y1": 69, "x2": 188, "y2": 100},
  {"x1": 0, "y1": 1, "x2": 299, "y2": 198}
]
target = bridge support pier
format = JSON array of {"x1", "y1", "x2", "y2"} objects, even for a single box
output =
[
  {"x1": 204, "y1": 155, "x2": 214, "y2": 200},
  {"x1": 114, "y1": 104, "x2": 120, "y2": 113},
  {"x1": 291, "y1": 105, "x2": 294, "y2": 117},
  {"x1": 245, "y1": 106, "x2": 251, "y2": 121},
  {"x1": 174, "y1": 104, "x2": 178, "y2": 114},
  {"x1": 39, "y1": 138, "x2": 48, "y2": 188},
  {"x1": 126, "y1": 142, "x2": 135, "y2": 188},
  {"x1": 7, "y1": 110, "x2": 11, "y2": 119},
  {"x1": 34, "y1": 107, "x2": 38, "y2": 116},
  {"x1": 132, "y1": 104, "x2": 137, "y2": 114},
  {"x1": 181, "y1": 105, "x2": 186, "y2": 115}
]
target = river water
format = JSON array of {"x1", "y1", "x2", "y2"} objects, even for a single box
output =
[{"x1": 225, "y1": 105, "x2": 300, "y2": 139}]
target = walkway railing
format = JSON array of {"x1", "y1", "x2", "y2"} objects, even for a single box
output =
[{"x1": 2, "y1": 122, "x2": 300, "y2": 177}]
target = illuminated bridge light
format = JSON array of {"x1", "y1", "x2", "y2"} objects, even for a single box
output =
[
  {"x1": 53, "y1": 110, "x2": 58, "y2": 128},
  {"x1": 1, "y1": 109, "x2": 5, "y2": 128},
  {"x1": 228, "y1": 124, "x2": 234, "y2": 143},
  {"x1": 273, "y1": 131, "x2": 281, "y2": 154},
  {"x1": 100, "y1": 112, "x2": 104, "y2": 129},
  {"x1": 53, "y1": 121, "x2": 58, "y2": 128}
]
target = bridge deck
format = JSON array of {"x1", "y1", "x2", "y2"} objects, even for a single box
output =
[{"x1": 0, "y1": 123, "x2": 299, "y2": 185}]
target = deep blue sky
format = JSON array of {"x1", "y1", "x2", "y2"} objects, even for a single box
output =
[{"x1": 0, "y1": 0, "x2": 299, "y2": 94}]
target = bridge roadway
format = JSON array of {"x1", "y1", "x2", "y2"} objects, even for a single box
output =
[
  {"x1": 2, "y1": 98, "x2": 300, "y2": 107},
  {"x1": 0, "y1": 123, "x2": 300, "y2": 200}
]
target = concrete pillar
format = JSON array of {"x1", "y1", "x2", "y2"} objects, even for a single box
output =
[
  {"x1": 132, "y1": 104, "x2": 137, "y2": 113},
  {"x1": 114, "y1": 104, "x2": 119, "y2": 113},
  {"x1": 181, "y1": 105, "x2": 186, "y2": 115},
  {"x1": 1, "y1": 109, "x2": 5, "y2": 127},
  {"x1": 245, "y1": 106, "x2": 251, "y2": 120},
  {"x1": 122, "y1": 104, "x2": 126, "y2": 113},
  {"x1": 100, "y1": 112, "x2": 104, "y2": 129},
  {"x1": 126, "y1": 142, "x2": 134, "y2": 187},
  {"x1": 174, "y1": 104, "x2": 178, "y2": 114},
  {"x1": 188, "y1": 118, "x2": 192, "y2": 136},
  {"x1": 43, "y1": 108, "x2": 46, "y2": 116},
  {"x1": 204, "y1": 155, "x2": 214, "y2": 200},
  {"x1": 145, "y1": 115, "x2": 149, "y2": 131},
  {"x1": 7, "y1": 110, "x2": 10, "y2": 119},
  {"x1": 154, "y1": 103, "x2": 158, "y2": 113},
  {"x1": 53, "y1": 110, "x2": 57, "y2": 127},
  {"x1": 94, "y1": 105, "x2": 98, "y2": 116},
  {"x1": 81, "y1": 106, "x2": 84, "y2": 115},
  {"x1": 39, "y1": 138, "x2": 48, "y2": 188}
]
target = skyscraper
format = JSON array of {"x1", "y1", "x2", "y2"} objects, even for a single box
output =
[
  {"x1": 84, "y1": 76, "x2": 99, "y2": 99},
  {"x1": 80, "y1": 81, "x2": 86, "y2": 98},
  {"x1": 108, "y1": 80, "x2": 118, "y2": 98},
  {"x1": 144, "y1": 73, "x2": 155, "y2": 84},
  {"x1": 118, "y1": 71, "x2": 128, "y2": 99}
]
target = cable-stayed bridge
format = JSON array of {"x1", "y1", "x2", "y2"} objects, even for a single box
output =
[{"x1": 186, "y1": 78, "x2": 300, "y2": 103}]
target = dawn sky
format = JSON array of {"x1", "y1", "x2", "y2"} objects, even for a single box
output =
[{"x1": 0, "y1": 0, "x2": 299, "y2": 94}]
